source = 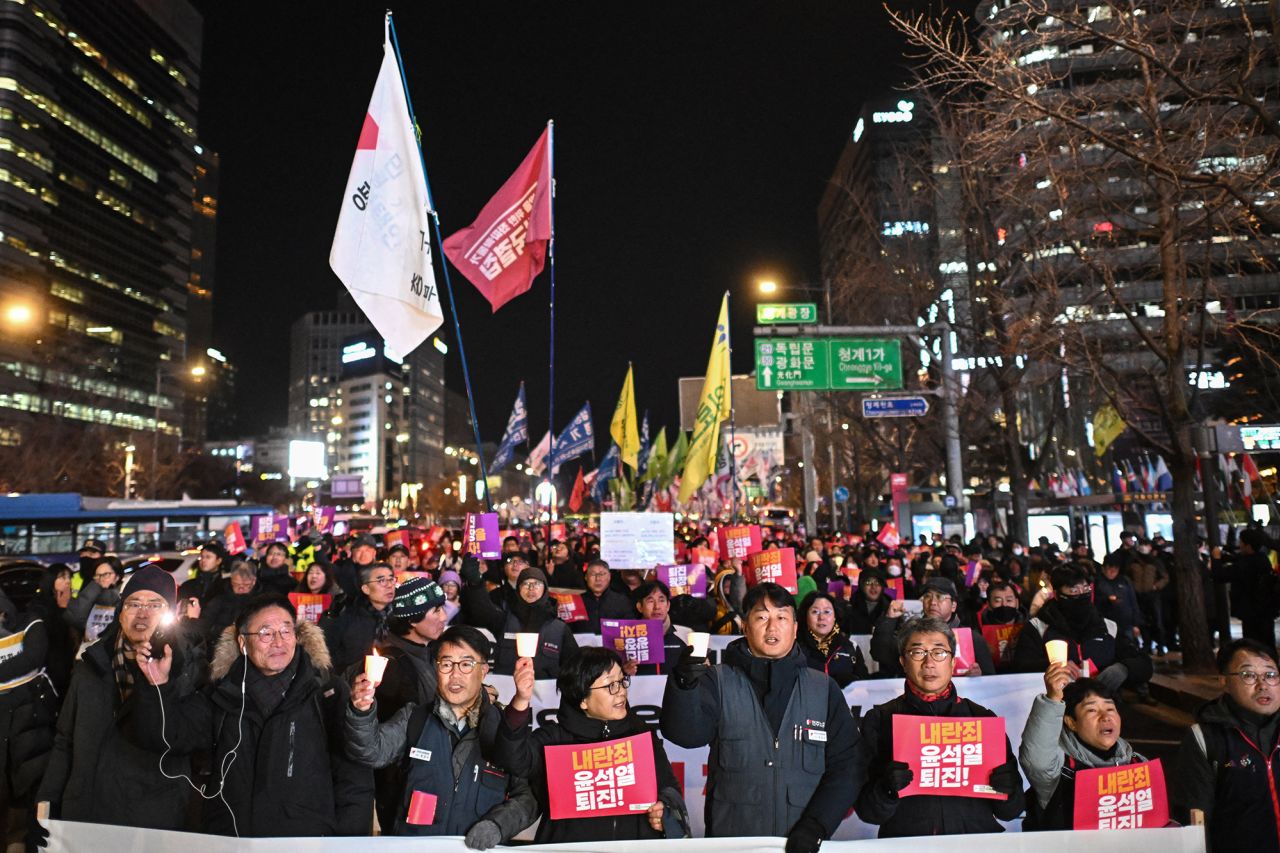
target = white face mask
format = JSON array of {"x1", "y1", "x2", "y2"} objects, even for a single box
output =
[
  {"x1": 1012, "y1": 547, "x2": 1024, "y2": 556},
  {"x1": 887, "y1": 564, "x2": 902, "y2": 577},
  {"x1": 1138, "y1": 546, "x2": 1152, "y2": 555}
]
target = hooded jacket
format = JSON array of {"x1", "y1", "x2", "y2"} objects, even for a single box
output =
[
  {"x1": 661, "y1": 638, "x2": 864, "y2": 838},
  {"x1": 459, "y1": 580, "x2": 578, "y2": 677},
  {"x1": 1173, "y1": 694, "x2": 1280, "y2": 853},
  {"x1": 1012, "y1": 598, "x2": 1150, "y2": 685},
  {"x1": 37, "y1": 622, "x2": 201, "y2": 830},
  {"x1": 133, "y1": 621, "x2": 372, "y2": 837},
  {"x1": 1019, "y1": 693, "x2": 1144, "y2": 829},
  {"x1": 855, "y1": 683, "x2": 1025, "y2": 836},
  {"x1": 495, "y1": 698, "x2": 685, "y2": 842}
]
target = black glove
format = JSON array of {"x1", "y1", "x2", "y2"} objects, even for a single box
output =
[
  {"x1": 460, "y1": 554, "x2": 483, "y2": 586},
  {"x1": 672, "y1": 644, "x2": 709, "y2": 690},
  {"x1": 463, "y1": 819, "x2": 503, "y2": 850},
  {"x1": 785, "y1": 816, "x2": 826, "y2": 853},
  {"x1": 884, "y1": 760, "x2": 914, "y2": 796},
  {"x1": 25, "y1": 807, "x2": 49, "y2": 851},
  {"x1": 988, "y1": 762, "x2": 1022, "y2": 797}
]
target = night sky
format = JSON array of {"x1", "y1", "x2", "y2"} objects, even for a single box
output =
[{"x1": 195, "y1": 1, "x2": 937, "y2": 450}]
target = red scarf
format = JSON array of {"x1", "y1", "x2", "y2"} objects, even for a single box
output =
[{"x1": 906, "y1": 680, "x2": 954, "y2": 703}]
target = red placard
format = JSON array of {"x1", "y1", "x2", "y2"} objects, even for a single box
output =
[
  {"x1": 406, "y1": 790, "x2": 438, "y2": 825},
  {"x1": 1073, "y1": 759, "x2": 1169, "y2": 830},
  {"x1": 884, "y1": 577, "x2": 905, "y2": 600},
  {"x1": 952, "y1": 627, "x2": 977, "y2": 672},
  {"x1": 892, "y1": 715, "x2": 1008, "y2": 800},
  {"x1": 692, "y1": 547, "x2": 718, "y2": 569},
  {"x1": 980, "y1": 622, "x2": 1024, "y2": 668},
  {"x1": 550, "y1": 591, "x2": 588, "y2": 623},
  {"x1": 384, "y1": 530, "x2": 407, "y2": 549},
  {"x1": 550, "y1": 522, "x2": 567, "y2": 543},
  {"x1": 717, "y1": 524, "x2": 763, "y2": 560},
  {"x1": 545, "y1": 733, "x2": 657, "y2": 819},
  {"x1": 288, "y1": 593, "x2": 332, "y2": 624},
  {"x1": 744, "y1": 548, "x2": 798, "y2": 594},
  {"x1": 877, "y1": 522, "x2": 901, "y2": 550},
  {"x1": 223, "y1": 523, "x2": 246, "y2": 555}
]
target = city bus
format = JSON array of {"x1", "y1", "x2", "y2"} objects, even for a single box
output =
[{"x1": 0, "y1": 493, "x2": 275, "y2": 559}]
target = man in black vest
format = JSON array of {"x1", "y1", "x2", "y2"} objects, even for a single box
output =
[
  {"x1": 345, "y1": 625, "x2": 536, "y2": 846},
  {"x1": 855, "y1": 616, "x2": 1025, "y2": 836},
  {"x1": 661, "y1": 582, "x2": 864, "y2": 853},
  {"x1": 1173, "y1": 638, "x2": 1280, "y2": 852}
]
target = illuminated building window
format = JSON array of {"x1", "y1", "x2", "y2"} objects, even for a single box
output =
[
  {"x1": 72, "y1": 66, "x2": 151, "y2": 127},
  {"x1": 153, "y1": 319, "x2": 185, "y2": 341},
  {"x1": 49, "y1": 281, "x2": 83, "y2": 304},
  {"x1": 0, "y1": 137, "x2": 52, "y2": 172},
  {"x1": 0, "y1": 167, "x2": 56, "y2": 205},
  {"x1": 0, "y1": 77, "x2": 158, "y2": 181}
]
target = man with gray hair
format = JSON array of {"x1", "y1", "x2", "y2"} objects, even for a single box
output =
[{"x1": 855, "y1": 617, "x2": 1024, "y2": 837}]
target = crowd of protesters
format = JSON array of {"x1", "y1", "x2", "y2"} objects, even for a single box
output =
[{"x1": 0, "y1": 519, "x2": 1274, "y2": 851}]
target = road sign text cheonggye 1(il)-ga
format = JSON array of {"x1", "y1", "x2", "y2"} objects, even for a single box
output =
[
  {"x1": 754, "y1": 337, "x2": 903, "y2": 392},
  {"x1": 757, "y1": 303, "x2": 818, "y2": 325}
]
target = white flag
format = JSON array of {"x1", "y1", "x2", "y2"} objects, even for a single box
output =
[
  {"x1": 527, "y1": 431, "x2": 551, "y2": 476},
  {"x1": 329, "y1": 22, "x2": 442, "y2": 356}
]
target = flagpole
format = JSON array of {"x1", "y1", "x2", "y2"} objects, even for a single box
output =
[
  {"x1": 727, "y1": 290, "x2": 737, "y2": 524},
  {"x1": 545, "y1": 119, "x2": 557, "y2": 545},
  {"x1": 386, "y1": 13, "x2": 493, "y2": 512}
]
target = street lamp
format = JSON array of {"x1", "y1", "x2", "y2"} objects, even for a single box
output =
[
  {"x1": 758, "y1": 279, "x2": 779, "y2": 295},
  {"x1": 3, "y1": 303, "x2": 34, "y2": 327}
]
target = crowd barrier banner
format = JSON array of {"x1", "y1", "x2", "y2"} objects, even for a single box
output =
[
  {"x1": 47, "y1": 821, "x2": 1206, "y2": 853},
  {"x1": 486, "y1": 670, "x2": 1047, "y2": 839}
]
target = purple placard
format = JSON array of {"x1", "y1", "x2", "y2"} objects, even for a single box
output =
[
  {"x1": 827, "y1": 580, "x2": 848, "y2": 598},
  {"x1": 251, "y1": 515, "x2": 274, "y2": 546},
  {"x1": 313, "y1": 506, "x2": 336, "y2": 534},
  {"x1": 656, "y1": 564, "x2": 707, "y2": 598},
  {"x1": 600, "y1": 618, "x2": 666, "y2": 664},
  {"x1": 463, "y1": 512, "x2": 501, "y2": 560}
]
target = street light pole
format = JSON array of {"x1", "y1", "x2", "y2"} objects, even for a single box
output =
[{"x1": 151, "y1": 365, "x2": 162, "y2": 499}]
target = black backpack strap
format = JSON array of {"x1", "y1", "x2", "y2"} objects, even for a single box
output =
[{"x1": 400, "y1": 703, "x2": 432, "y2": 773}]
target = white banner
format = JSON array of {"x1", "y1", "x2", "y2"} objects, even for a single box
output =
[
  {"x1": 47, "y1": 821, "x2": 1205, "y2": 852},
  {"x1": 485, "y1": 670, "x2": 1047, "y2": 839},
  {"x1": 600, "y1": 512, "x2": 675, "y2": 569}
]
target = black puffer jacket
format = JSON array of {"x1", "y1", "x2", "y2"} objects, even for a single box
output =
[
  {"x1": 37, "y1": 622, "x2": 202, "y2": 829},
  {"x1": 494, "y1": 699, "x2": 686, "y2": 842},
  {"x1": 798, "y1": 629, "x2": 869, "y2": 688},
  {"x1": 460, "y1": 580, "x2": 579, "y2": 677},
  {"x1": 320, "y1": 594, "x2": 390, "y2": 675},
  {"x1": 134, "y1": 622, "x2": 372, "y2": 837},
  {"x1": 856, "y1": 684, "x2": 1025, "y2": 836},
  {"x1": 0, "y1": 618, "x2": 57, "y2": 802}
]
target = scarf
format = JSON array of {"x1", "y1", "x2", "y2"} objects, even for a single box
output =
[
  {"x1": 245, "y1": 653, "x2": 300, "y2": 716},
  {"x1": 906, "y1": 679, "x2": 955, "y2": 704},
  {"x1": 436, "y1": 693, "x2": 482, "y2": 733},
  {"x1": 810, "y1": 628, "x2": 840, "y2": 657},
  {"x1": 112, "y1": 630, "x2": 137, "y2": 703}
]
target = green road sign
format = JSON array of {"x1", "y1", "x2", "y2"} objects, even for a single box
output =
[
  {"x1": 757, "y1": 303, "x2": 818, "y2": 325},
  {"x1": 754, "y1": 337, "x2": 829, "y2": 390},
  {"x1": 829, "y1": 338, "x2": 903, "y2": 390},
  {"x1": 754, "y1": 337, "x2": 904, "y2": 391}
]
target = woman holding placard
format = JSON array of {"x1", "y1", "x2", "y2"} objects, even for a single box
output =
[{"x1": 493, "y1": 647, "x2": 687, "y2": 842}]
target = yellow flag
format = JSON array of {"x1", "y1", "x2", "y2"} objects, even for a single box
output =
[
  {"x1": 1092, "y1": 404, "x2": 1126, "y2": 457},
  {"x1": 611, "y1": 364, "x2": 641, "y2": 469},
  {"x1": 679, "y1": 293, "x2": 732, "y2": 502}
]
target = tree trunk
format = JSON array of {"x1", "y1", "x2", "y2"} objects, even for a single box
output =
[{"x1": 1169, "y1": 444, "x2": 1214, "y2": 671}]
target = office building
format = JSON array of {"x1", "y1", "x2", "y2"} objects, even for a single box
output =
[{"x1": 0, "y1": 0, "x2": 210, "y2": 449}]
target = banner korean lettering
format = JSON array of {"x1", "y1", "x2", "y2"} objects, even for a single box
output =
[
  {"x1": 550, "y1": 591, "x2": 588, "y2": 623},
  {"x1": 1073, "y1": 759, "x2": 1169, "y2": 830},
  {"x1": 656, "y1": 564, "x2": 707, "y2": 598},
  {"x1": 892, "y1": 715, "x2": 1008, "y2": 799},
  {"x1": 312, "y1": 506, "x2": 336, "y2": 534},
  {"x1": 600, "y1": 512, "x2": 674, "y2": 569},
  {"x1": 600, "y1": 619, "x2": 666, "y2": 664},
  {"x1": 745, "y1": 548, "x2": 798, "y2": 593},
  {"x1": 287, "y1": 593, "x2": 332, "y2": 624},
  {"x1": 717, "y1": 524, "x2": 762, "y2": 559},
  {"x1": 462, "y1": 513, "x2": 501, "y2": 559},
  {"x1": 223, "y1": 523, "x2": 246, "y2": 555},
  {"x1": 544, "y1": 732, "x2": 657, "y2": 820},
  {"x1": 981, "y1": 623, "x2": 1024, "y2": 668},
  {"x1": 692, "y1": 546, "x2": 718, "y2": 569}
]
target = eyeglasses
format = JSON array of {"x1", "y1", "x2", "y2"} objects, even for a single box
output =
[
  {"x1": 94, "y1": 571, "x2": 116, "y2": 581},
  {"x1": 1230, "y1": 670, "x2": 1280, "y2": 686},
  {"x1": 904, "y1": 648, "x2": 953, "y2": 662},
  {"x1": 242, "y1": 626, "x2": 295, "y2": 644},
  {"x1": 1061, "y1": 584, "x2": 1093, "y2": 596},
  {"x1": 436, "y1": 658, "x2": 480, "y2": 674},
  {"x1": 366, "y1": 575, "x2": 395, "y2": 587},
  {"x1": 519, "y1": 580, "x2": 545, "y2": 590},
  {"x1": 122, "y1": 600, "x2": 166, "y2": 612},
  {"x1": 589, "y1": 675, "x2": 631, "y2": 695}
]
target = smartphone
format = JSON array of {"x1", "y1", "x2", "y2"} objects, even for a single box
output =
[{"x1": 150, "y1": 627, "x2": 170, "y2": 659}]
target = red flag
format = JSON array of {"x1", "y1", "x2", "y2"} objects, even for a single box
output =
[
  {"x1": 442, "y1": 128, "x2": 552, "y2": 312},
  {"x1": 569, "y1": 466, "x2": 586, "y2": 512},
  {"x1": 1241, "y1": 453, "x2": 1259, "y2": 510}
]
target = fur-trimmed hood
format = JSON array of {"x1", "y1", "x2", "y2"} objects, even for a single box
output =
[{"x1": 209, "y1": 619, "x2": 331, "y2": 681}]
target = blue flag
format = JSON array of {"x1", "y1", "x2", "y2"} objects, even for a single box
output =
[
  {"x1": 490, "y1": 382, "x2": 528, "y2": 473},
  {"x1": 552, "y1": 402, "x2": 594, "y2": 469},
  {"x1": 592, "y1": 444, "x2": 620, "y2": 503}
]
